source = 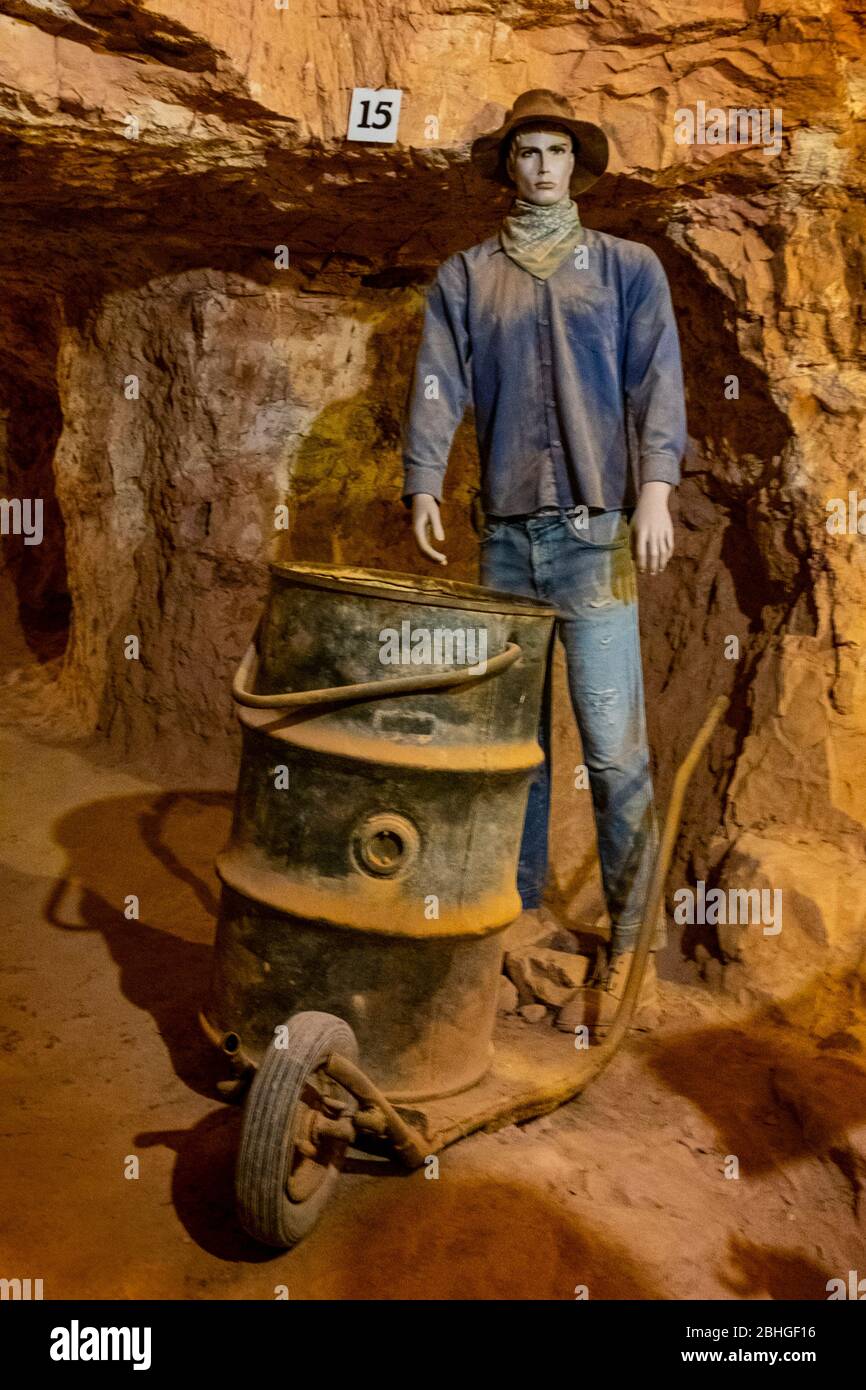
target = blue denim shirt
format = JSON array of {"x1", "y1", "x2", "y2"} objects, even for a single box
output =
[{"x1": 401, "y1": 228, "x2": 687, "y2": 516}]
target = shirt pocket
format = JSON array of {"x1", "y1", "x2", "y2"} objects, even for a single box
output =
[{"x1": 555, "y1": 284, "x2": 620, "y2": 358}]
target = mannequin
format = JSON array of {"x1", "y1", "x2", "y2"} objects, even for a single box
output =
[{"x1": 401, "y1": 90, "x2": 687, "y2": 1034}]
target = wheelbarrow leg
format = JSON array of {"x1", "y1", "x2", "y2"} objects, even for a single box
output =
[{"x1": 324, "y1": 1052, "x2": 429, "y2": 1169}]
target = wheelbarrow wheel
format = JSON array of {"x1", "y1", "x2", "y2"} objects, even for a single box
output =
[{"x1": 236, "y1": 1011, "x2": 359, "y2": 1248}]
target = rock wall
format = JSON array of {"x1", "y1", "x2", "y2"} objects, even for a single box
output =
[{"x1": 1, "y1": 0, "x2": 865, "y2": 999}]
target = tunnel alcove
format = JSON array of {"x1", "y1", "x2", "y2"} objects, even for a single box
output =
[{"x1": 0, "y1": 291, "x2": 70, "y2": 672}]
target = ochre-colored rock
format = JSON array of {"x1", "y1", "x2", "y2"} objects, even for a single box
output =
[{"x1": 505, "y1": 945, "x2": 591, "y2": 1009}]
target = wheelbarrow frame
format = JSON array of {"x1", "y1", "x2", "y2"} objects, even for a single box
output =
[{"x1": 217, "y1": 688, "x2": 729, "y2": 1245}]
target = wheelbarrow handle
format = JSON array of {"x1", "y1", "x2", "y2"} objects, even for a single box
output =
[{"x1": 231, "y1": 638, "x2": 523, "y2": 709}]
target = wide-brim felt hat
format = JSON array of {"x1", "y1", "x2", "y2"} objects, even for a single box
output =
[{"x1": 471, "y1": 88, "x2": 609, "y2": 194}]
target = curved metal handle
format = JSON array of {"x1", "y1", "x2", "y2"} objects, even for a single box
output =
[{"x1": 231, "y1": 639, "x2": 523, "y2": 709}]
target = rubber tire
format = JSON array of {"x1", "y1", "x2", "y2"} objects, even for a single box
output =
[{"x1": 236, "y1": 1011, "x2": 359, "y2": 1248}]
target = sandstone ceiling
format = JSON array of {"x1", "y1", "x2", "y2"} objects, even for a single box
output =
[{"x1": 0, "y1": 2, "x2": 861, "y2": 283}]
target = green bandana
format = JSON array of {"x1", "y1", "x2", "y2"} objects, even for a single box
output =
[{"x1": 499, "y1": 194, "x2": 584, "y2": 281}]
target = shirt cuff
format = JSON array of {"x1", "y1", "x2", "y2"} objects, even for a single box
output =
[
  {"x1": 640, "y1": 453, "x2": 680, "y2": 488},
  {"x1": 402, "y1": 462, "x2": 444, "y2": 507}
]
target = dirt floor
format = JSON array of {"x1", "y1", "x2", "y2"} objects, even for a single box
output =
[{"x1": 1, "y1": 722, "x2": 865, "y2": 1301}]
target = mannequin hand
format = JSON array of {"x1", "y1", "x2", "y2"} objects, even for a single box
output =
[
  {"x1": 411, "y1": 494, "x2": 447, "y2": 565},
  {"x1": 633, "y1": 481, "x2": 674, "y2": 575}
]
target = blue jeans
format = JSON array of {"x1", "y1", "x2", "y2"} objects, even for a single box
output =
[{"x1": 480, "y1": 507, "x2": 667, "y2": 955}]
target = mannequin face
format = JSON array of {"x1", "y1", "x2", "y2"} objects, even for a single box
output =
[{"x1": 506, "y1": 126, "x2": 575, "y2": 204}]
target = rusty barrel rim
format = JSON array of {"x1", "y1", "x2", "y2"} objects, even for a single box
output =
[{"x1": 268, "y1": 562, "x2": 558, "y2": 618}]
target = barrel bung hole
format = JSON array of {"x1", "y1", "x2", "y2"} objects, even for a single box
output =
[
  {"x1": 353, "y1": 812, "x2": 420, "y2": 878},
  {"x1": 367, "y1": 829, "x2": 403, "y2": 870}
]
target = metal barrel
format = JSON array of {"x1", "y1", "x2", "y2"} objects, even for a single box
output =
[{"x1": 204, "y1": 562, "x2": 556, "y2": 1103}]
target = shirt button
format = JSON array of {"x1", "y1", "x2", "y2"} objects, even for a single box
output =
[{"x1": 551, "y1": 439, "x2": 561, "y2": 447}]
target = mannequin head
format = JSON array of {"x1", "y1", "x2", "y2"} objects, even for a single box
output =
[{"x1": 504, "y1": 124, "x2": 576, "y2": 204}]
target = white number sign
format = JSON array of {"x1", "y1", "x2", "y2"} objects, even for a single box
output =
[{"x1": 346, "y1": 88, "x2": 402, "y2": 144}]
